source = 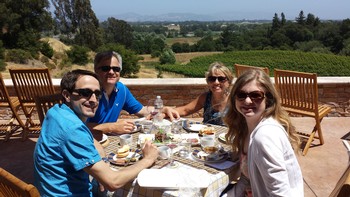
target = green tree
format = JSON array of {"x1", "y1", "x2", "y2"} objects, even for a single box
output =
[
  {"x1": 101, "y1": 17, "x2": 133, "y2": 48},
  {"x1": 220, "y1": 27, "x2": 234, "y2": 48},
  {"x1": 0, "y1": 0, "x2": 52, "y2": 51},
  {"x1": 52, "y1": 0, "x2": 102, "y2": 50},
  {"x1": 196, "y1": 35, "x2": 216, "y2": 51},
  {"x1": 340, "y1": 19, "x2": 350, "y2": 39},
  {"x1": 281, "y1": 13, "x2": 286, "y2": 26},
  {"x1": 271, "y1": 13, "x2": 281, "y2": 32},
  {"x1": 296, "y1": 10, "x2": 306, "y2": 25},
  {"x1": 159, "y1": 48, "x2": 176, "y2": 65},
  {"x1": 66, "y1": 45, "x2": 90, "y2": 65}
]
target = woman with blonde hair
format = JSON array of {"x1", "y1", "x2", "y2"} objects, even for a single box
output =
[
  {"x1": 175, "y1": 61, "x2": 233, "y2": 125},
  {"x1": 223, "y1": 69, "x2": 303, "y2": 196}
]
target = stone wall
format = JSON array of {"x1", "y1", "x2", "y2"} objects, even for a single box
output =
[{"x1": 1, "y1": 77, "x2": 350, "y2": 121}]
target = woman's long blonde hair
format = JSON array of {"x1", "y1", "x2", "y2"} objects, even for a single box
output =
[{"x1": 223, "y1": 69, "x2": 300, "y2": 154}]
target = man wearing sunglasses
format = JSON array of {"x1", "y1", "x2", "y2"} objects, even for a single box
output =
[
  {"x1": 86, "y1": 51, "x2": 180, "y2": 134},
  {"x1": 34, "y1": 69, "x2": 158, "y2": 196}
]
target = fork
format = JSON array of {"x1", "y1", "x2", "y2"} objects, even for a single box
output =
[{"x1": 124, "y1": 149, "x2": 140, "y2": 166}]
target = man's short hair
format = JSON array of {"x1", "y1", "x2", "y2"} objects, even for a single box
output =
[
  {"x1": 61, "y1": 69, "x2": 101, "y2": 94},
  {"x1": 94, "y1": 51, "x2": 122, "y2": 71}
]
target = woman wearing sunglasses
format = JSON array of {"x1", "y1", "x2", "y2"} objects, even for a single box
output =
[
  {"x1": 174, "y1": 62, "x2": 233, "y2": 125},
  {"x1": 222, "y1": 69, "x2": 303, "y2": 196}
]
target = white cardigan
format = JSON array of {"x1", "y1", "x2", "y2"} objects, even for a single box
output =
[{"x1": 248, "y1": 117, "x2": 304, "y2": 197}]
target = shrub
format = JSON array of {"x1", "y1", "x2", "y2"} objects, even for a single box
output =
[
  {"x1": 40, "y1": 41, "x2": 54, "y2": 58},
  {"x1": 66, "y1": 45, "x2": 90, "y2": 65},
  {"x1": 0, "y1": 59, "x2": 6, "y2": 71},
  {"x1": 159, "y1": 49, "x2": 176, "y2": 64},
  {"x1": 5, "y1": 49, "x2": 31, "y2": 64}
]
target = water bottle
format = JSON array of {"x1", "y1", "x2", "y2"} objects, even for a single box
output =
[{"x1": 153, "y1": 95, "x2": 164, "y2": 124}]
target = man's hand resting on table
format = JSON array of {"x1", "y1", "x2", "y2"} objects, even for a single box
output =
[{"x1": 88, "y1": 120, "x2": 136, "y2": 135}]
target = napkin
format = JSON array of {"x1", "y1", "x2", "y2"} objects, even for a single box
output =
[{"x1": 204, "y1": 160, "x2": 238, "y2": 170}]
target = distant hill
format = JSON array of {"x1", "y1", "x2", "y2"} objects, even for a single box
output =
[{"x1": 96, "y1": 12, "x2": 274, "y2": 22}]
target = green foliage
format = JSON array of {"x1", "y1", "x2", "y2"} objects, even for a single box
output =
[
  {"x1": 151, "y1": 50, "x2": 161, "y2": 58},
  {"x1": 40, "y1": 41, "x2": 54, "y2": 58},
  {"x1": 66, "y1": 45, "x2": 90, "y2": 65},
  {"x1": 0, "y1": 41, "x2": 5, "y2": 71},
  {"x1": 159, "y1": 49, "x2": 176, "y2": 64},
  {"x1": 96, "y1": 43, "x2": 140, "y2": 77},
  {"x1": 131, "y1": 32, "x2": 166, "y2": 54},
  {"x1": 0, "y1": 41, "x2": 4, "y2": 59},
  {"x1": 5, "y1": 49, "x2": 32, "y2": 64},
  {"x1": 45, "y1": 62, "x2": 56, "y2": 70},
  {"x1": 0, "y1": 59, "x2": 6, "y2": 71},
  {"x1": 101, "y1": 17, "x2": 133, "y2": 48},
  {"x1": 157, "y1": 50, "x2": 350, "y2": 77},
  {"x1": 52, "y1": 0, "x2": 102, "y2": 50},
  {"x1": 0, "y1": 0, "x2": 52, "y2": 49}
]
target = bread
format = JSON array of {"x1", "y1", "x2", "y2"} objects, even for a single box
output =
[{"x1": 117, "y1": 145, "x2": 130, "y2": 158}]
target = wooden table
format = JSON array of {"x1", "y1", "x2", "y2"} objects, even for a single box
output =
[{"x1": 103, "y1": 124, "x2": 239, "y2": 197}]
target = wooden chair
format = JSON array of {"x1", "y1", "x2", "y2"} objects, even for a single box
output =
[
  {"x1": 0, "y1": 167, "x2": 40, "y2": 197},
  {"x1": 35, "y1": 93, "x2": 63, "y2": 125},
  {"x1": 329, "y1": 140, "x2": 350, "y2": 197},
  {"x1": 0, "y1": 73, "x2": 28, "y2": 141},
  {"x1": 9, "y1": 68, "x2": 55, "y2": 135},
  {"x1": 274, "y1": 69, "x2": 331, "y2": 155},
  {"x1": 234, "y1": 64, "x2": 270, "y2": 77}
]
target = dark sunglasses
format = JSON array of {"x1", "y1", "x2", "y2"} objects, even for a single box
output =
[
  {"x1": 98, "y1": 66, "x2": 121, "y2": 73},
  {"x1": 72, "y1": 88, "x2": 102, "y2": 100},
  {"x1": 236, "y1": 91, "x2": 265, "y2": 101},
  {"x1": 207, "y1": 76, "x2": 227, "y2": 82}
]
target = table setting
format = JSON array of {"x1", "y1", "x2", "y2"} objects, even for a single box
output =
[{"x1": 101, "y1": 118, "x2": 240, "y2": 196}]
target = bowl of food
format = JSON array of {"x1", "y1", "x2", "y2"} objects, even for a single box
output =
[{"x1": 199, "y1": 126, "x2": 216, "y2": 138}]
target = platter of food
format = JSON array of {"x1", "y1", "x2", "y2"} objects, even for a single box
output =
[
  {"x1": 191, "y1": 149, "x2": 228, "y2": 163},
  {"x1": 108, "y1": 145, "x2": 141, "y2": 166},
  {"x1": 138, "y1": 133, "x2": 200, "y2": 146},
  {"x1": 183, "y1": 122, "x2": 207, "y2": 132}
]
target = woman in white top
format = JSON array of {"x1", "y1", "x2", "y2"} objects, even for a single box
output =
[{"x1": 223, "y1": 69, "x2": 303, "y2": 196}]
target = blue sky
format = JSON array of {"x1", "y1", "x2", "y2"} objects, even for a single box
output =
[{"x1": 90, "y1": 0, "x2": 350, "y2": 20}]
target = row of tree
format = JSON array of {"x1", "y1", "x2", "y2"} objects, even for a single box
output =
[{"x1": 1, "y1": 1, "x2": 350, "y2": 75}]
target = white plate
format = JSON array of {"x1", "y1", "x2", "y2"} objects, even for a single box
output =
[
  {"x1": 108, "y1": 152, "x2": 141, "y2": 166},
  {"x1": 191, "y1": 150, "x2": 227, "y2": 163},
  {"x1": 138, "y1": 133, "x2": 200, "y2": 146},
  {"x1": 180, "y1": 133, "x2": 200, "y2": 145},
  {"x1": 183, "y1": 123, "x2": 207, "y2": 132},
  {"x1": 218, "y1": 133, "x2": 226, "y2": 143},
  {"x1": 137, "y1": 168, "x2": 210, "y2": 189},
  {"x1": 99, "y1": 134, "x2": 108, "y2": 144}
]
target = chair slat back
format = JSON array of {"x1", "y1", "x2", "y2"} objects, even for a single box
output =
[
  {"x1": 9, "y1": 68, "x2": 55, "y2": 103},
  {"x1": 35, "y1": 93, "x2": 63, "y2": 125},
  {"x1": 0, "y1": 74, "x2": 11, "y2": 104},
  {"x1": 234, "y1": 64, "x2": 269, "y2": 77},
  {"x1": 0, "y1": 168, "x2": 40, "y2": 197},
  {"x1": 274, "y1": 69, "x2": 318, "y2": 113}
]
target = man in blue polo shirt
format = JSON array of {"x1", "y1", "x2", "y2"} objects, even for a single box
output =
[
  {"x1": 87, "y1": 51, "x2": 179, "y2": 134},
  {"x1": 34, "y1": 69, "x2": 158, "y2": 196}
]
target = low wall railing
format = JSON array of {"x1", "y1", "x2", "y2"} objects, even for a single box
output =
[{"x1": 2, "y1": 77, "x2": 350, "y2": 120}]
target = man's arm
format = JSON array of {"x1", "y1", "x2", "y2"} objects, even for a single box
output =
[
  {"x1": 84, "y1": 141, "x2": 158, "y2": 191},
  {"x1": 87, "y1": 120, "x2": 136, "y2": 135}
]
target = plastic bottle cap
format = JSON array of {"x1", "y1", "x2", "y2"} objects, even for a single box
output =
[{"x1": 156, "y1": 95, "x2": 161, "y2": 99}]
